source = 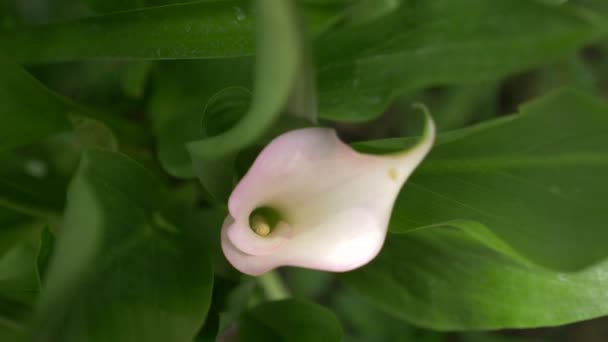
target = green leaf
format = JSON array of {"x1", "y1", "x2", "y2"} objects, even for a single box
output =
[
  {"x1": 0, "y1": 208, "x2": 36, "y2": 254},
  {"x1": 0, "y1": 237, "x2": 41, "y2": 305},
  {"x1": 84, "y1": 0, "x2": 145, "y2": 14},
  {"x1": 375, "y1": 89, "x2": 606, "y2": 270},
  {"x1": 342, "y1": 226, "x2": 608, "y2": 330},
  {"x1": 36, "y1": 227, "x2": 54, "y2": 282},
  {"x1": 572, "y1": 0, "x2": 608, "y2": 14},
  {"x1": 238, "y1": 299, "x2": 342, "y2": 342},
  {"x1": 315, "y1": 0, "x2": 606, "y2": 121},
  {"x1": 0, "y1": 61, "x2": 148, "y2": 149},
  {"x1": 188, "y1": 0, "x2": 301, "y2": 159},
  {"x1": 0, "y1": 150, "x2": 67, "y2": 220},
  {"x1": 536, "y1": 53, "x2": 600, "y2": 95},
  {"x1": 0, "y1": 209, "x2": 43, "y2": 341},
  {"x1": 0, "y1": 1, "x2": 343, "y2": 63},
  {"x1": 0, "y1": 318, "x2": 22, "y2": 342},
  {"x1": 120, "y1": 61, "x2": 153, "y2": 99},
  {"x1": 191, "y1": 87, "x2": 251, "y2": 201},
  {"x1": 284, "y1": 268, "x2": 331, "y2": 299},
  {"x1": 33, "y1": 149, "x2": 213, "y2": 342},
  {"x1": 0, "y1": 211, "x2": 42, "y2": 315},
  {"x1": 158, "y1": 86, "x2": 250, "y2": 189},
  {"x1": 149, "y1": 58, "x2": 253, "y2": 136},
  {"x1": 193, "y1": 276, "x2": 240, "y2": 342},
  {"x1": 360, "y1": 88, "x2": 608, "y2": 271},
  {"x1": 426, "y1": 82, "x2": 500, "y2": 132},
  {"x1": 335, "y1": 0, "x2": 401, "y2": 27},
  {"x1": 332, "y1": 287, "x2": 443, "y2": 342},
  {"x1": 0, "y1": 62, "x2": 71, "y2": 151},
  {"x1": 186, "y1": 0, "x2": 303, "y2": 201},
  {"x1": 0, "y1": 1, "x2": 254, "y2": 62},
  {"x1": 69, "y1": 116, "x2": 118, "y2": 150}
]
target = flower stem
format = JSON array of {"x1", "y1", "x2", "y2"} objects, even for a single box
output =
[{"x1": 258, "y1": 271, "x2": 290, "y2": 300}]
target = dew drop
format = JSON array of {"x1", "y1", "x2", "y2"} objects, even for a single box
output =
[
  {"x1": 233, "y1": 6, "x2": 246, "y2": 21},
  {"x1": 24, "y1": 159, "x2": 47, "y2": 179}
]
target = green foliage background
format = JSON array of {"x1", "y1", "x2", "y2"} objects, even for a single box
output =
[{"x1": 1, "y1": 0, "x2": 608, "y2": 341}]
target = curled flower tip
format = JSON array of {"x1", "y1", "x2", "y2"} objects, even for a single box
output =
[{"x1": 221, "y1": 114, "x2": 436, "y2": 276}]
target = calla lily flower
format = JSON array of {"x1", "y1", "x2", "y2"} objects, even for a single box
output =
[{"x1": 221, "y1": 115, "x2": 435, "y2": 276}]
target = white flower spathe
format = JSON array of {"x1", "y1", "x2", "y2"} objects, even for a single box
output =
[{"x1": 221, "y1": 115, "x2": 435, "y2": 275}]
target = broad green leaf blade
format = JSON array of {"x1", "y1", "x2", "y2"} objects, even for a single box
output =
[
  {"x1": 0, "y1": 208, "x2": 37, "y2": 254},
  {"x1": 0, "y1": 318, "x2": 22, "y2": 342},
  {"x1": 186, "y1": 0, "x2": 305, "y2": 201},
  {"x1": 0, "y1": 1, "x2": 254, "y2": 62},
  {"x1": 342, "y1": 226, "x2": 608, "y2": 330},
  {"x1": 426, "y1": 82, "x2": 500, "y2": 132},
  {"x1": 332, "y1": 287, "x2": 444, "y2": 342},
  {"x1": 536, "y1": 54, "x2": 599, "y2": 96},
  {"x1": 0, "y1": 208, "x2": 42, "y2": 307},
  {"x1": 0, "y1": 150, "x2": 67, "y2": 220},
  {"x1": 188, "y1": 0, "x2": 301, "y2": 160},
  {"x1": 190, "y1": 87, "x2": 251, "y2": 201},
  {"x1": 334, "y1": 0, "x2": 401, "y2": 27},
  {"x1": 0, "y1": 209, "x2": 43, "y2": 341},
  {"x1": 84, "y1": 0, "x2": 145, "y2": 14},
  {"x1": 0, "y1": 1, "x2": 343, "y2": 63},
  {"x1": 572, "y1": 0, "x2": 608, "y2": 14},
  {"x1": 0, "y1": 61, "x2": 148, "y2": 148},
  {"x1": 33, "y1": 149, "x2": 213, "y2": 342},
  {"x1": 0, "y1": 240, "x2": 41, "y2": 305},
  {"x1": 149, "y1": 58, "x2": 253, "y2": 136},
  {"x1": 36, "y1": 227, "x2": 54, "y2": 282},
  {"x1": 158, "y1": 86, "x2": 250, "y2": 189},
  {"x1": 361, "y1": 89, "x2": 608, "y2": 270},
  {"x1": 315, "y1": 0, "x2": 607, "y2": 121},
  {"x1": 0, "y1": 62, "x2": 70, "y2": 151},
  {"x1": 69, "y1": 116, "x2": 119, "y2": 150},
  {"x1": 238, "y1": 299, "x2": 342, "y2": 342}
]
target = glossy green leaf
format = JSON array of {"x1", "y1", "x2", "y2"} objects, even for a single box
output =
[
  {"x1": 0, "y1": 209, "x2": 42, "y2": 308},
  {"x1": 33, "y1": 149, "x2": 213, "y2": 342},
  {"x1": 0, "y1": 208, "x2": 36, "y2": 253},
  {"x1": 315, "y1": 0, "x2": 607, "y2": 121},
  {"x1": 84, "y1": 0, "x2": 145, "y2": 14},
  {"x1": 427, "y1": 83, "x2": 500, "y2": 132},
  {"x1": 572, "y1": 0, "x2": 608, "y2": 14},
  {"x1": 0, "y1": 318, "x2": 22, "y2": 342},
  {"x1": 186, "y1": 0, "x2": 303, "y2": 202},
  {"x1": 0, "y1": 1, "x2": 254, "y2": 62},
  {"x1": 334, "y1": 0, "x2": 401, "y2": 27},
  {"x1": 158, "y1": 86, "x2": 250, "y2": 184},
  {"x1": 36, "y1": 227, "x2": 54, "y2": 282},
  {"x1": 342, "y1": 226, "x2": 608, "y2": 330},
  {"x1": 0, "y1": 61, "x2": 148, "y2": 148},
  {"x1": 359, "y1": 88, "x2": 608, "y2": 271},
  {"x1": 0, "y1": 237, "x2": 41, "y2": 305},
  {"x1": 0, "y1": 1, "x2": 343, "y2": 63},
  {"x1": 238, "y1": 299, "x2": 342, "y2": 342},
  {"x1": 0, "y1": 150, "x2": 67, "y2": 220},
  {"x1": 0, "y1": 209, "x2": 43, "y2": 342},
  {"x1": 69, "y1": 116, "x2": 118, "y2": 150},
  {"x1": 535, "y1": 52, "x2": 602, "y2": 98},
  {"x1": 120, "y1": 61, "x2": 153, "y2": 99},
  {"x1": 188, "y1": 0, "x2": 301, "y2": 159},
  {"x1": 332, "y1": 287, "x2": 443, "y2": 342},
  {"x1": 191, "y1": 87, "x2": 251, "y2": 201},
  {"x1": 149, "y1": 58, "x2": 253, "y2": 136},
  {"x1": 284, "y1": 268, "x2": 331, "y2": 299},
  {"x1": 0, "y1": 62, "x2": 71, "y2": 151}
]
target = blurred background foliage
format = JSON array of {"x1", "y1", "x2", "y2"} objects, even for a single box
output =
[{"x1": 1, "y1": 0, "x2": 608, "y2": 341}]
